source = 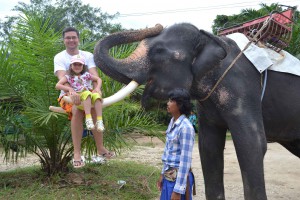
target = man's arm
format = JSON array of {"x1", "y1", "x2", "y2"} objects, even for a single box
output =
[
  {"x1": 89, "y1": 67, "x2": 101, "y2": 93},
  {"x1": 90, "y1": 75, "x2": 102, "y2": 92},
  {"x1": 56, "y1": 70, "x2": 81, "y2": 105},
  {"x1": 88, "y1": 67, "x2": 98, "y2": 77},
  {"x1": 56, "y1": 77, "x2": 75, "y2": 94},
  {"x1": 56, "y1": 70, "x2": 67, "y2": 80},
  {"x1": 56, "y1": 70, "x2": 72, "y2": 92}
]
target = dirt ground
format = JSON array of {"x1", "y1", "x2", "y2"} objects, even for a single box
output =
[
  {"x1": 124, "y1": 135, "x2": 300, "y2": 200},
  {"x1": 1, "y1": 135, "x2": 299, "y2": 199}
]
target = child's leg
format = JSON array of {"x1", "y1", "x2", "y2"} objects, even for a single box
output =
[
  {"x1": 94, "y1": 99, "x2": 105, "y2": 132},
  {"x1": 80, "y1": 91, "x2": 95, "y2": 130},
  {"x1": 91, "y1": 93, "x2": 105, "y2": 132},
  {"x1": 94, "y1": 99, "x2": 103, "y2": 118},
  {"x1": 82, "y1": 96, "x2": 92, "y2": 115}
]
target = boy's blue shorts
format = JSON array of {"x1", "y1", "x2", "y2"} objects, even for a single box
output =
[{"x1": 160, "y1": 171, "x2": 194, "y2": 200}]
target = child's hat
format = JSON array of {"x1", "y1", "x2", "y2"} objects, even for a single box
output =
[{"x1": 70, "y1": 54, "x2": 85, "y2": 64}]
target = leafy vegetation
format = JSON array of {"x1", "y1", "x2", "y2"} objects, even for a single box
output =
[
  {"x1": 0, "y1": 12, "x2": 70, "y2": 175},
  {"x1": 0, "y1": 0, "x2": 122, "y2": 44}
]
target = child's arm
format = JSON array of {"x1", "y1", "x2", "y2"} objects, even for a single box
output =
[
  {"x1": 90, "y1": 75, "x2": 102, "y2": 93},
  {"x1": 55, "y1": 77, "x2": 76, "y2": 94}
]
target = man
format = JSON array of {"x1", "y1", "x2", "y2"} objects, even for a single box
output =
[
  {"x1": 157, "y1": 88, "x2": 196, "y2": 200},
  {"x1": 54, "y1": 27, "x2": 114, "y2": 168}
]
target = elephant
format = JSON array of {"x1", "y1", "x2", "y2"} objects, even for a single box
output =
[{"x1": 93, "y1": 23, "x2": 300, "y2": 200}]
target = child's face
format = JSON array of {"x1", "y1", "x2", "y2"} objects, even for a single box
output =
[
  {"x1": 167, "y1": 99, "x2": 180, "y2": 115},
  {"x1": 71, "y1": 62, "x2": 84, "y2": 74}
]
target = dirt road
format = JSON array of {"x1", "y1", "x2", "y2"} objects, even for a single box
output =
[{"x1": 125, "y1": 135, "x2": 300, "y2": 200}]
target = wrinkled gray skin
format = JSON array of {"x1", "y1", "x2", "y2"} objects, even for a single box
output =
[{"x1": 94, "y1": 23, "x2": 300, "y2": 200}]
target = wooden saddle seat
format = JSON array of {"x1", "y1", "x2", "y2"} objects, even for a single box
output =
[{"x1": 218, "y1": 9, "x2": 294, "y2": 52}]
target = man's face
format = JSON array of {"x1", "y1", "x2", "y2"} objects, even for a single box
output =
[{"x1": 63, "y1": 31, "x2": 79, "y2": 50}]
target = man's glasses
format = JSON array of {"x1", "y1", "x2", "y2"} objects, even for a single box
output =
[{"x1": 64, "y1": 36, "x2": 78, "y2": 40}]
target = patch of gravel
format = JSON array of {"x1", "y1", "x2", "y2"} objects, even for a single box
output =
[{"x1": 0, "y1": 155, "x2": 40, "y2": 172}]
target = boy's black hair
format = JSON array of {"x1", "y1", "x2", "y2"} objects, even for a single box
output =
[
  {"x1": 168, "y1": 88, "x2": 192, "y2": 116},
  {"x1": 62, "y1": 27, "x2": 80, "y2": 38}
]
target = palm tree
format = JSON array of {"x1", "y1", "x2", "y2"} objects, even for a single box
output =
[{"x1": 0, "y1": 11, "x2": 71, "y2": 175}]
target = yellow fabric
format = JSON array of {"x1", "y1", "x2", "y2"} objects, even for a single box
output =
[
  {"x1": 76, "y1": 90, "x2": 102, "y2": 110},
  {"x1": 97, "y1": 116, "x2": 103, "y2": 121},
  {"x1": 86, "y1": 114, "x2": 92, "y2": 119}
]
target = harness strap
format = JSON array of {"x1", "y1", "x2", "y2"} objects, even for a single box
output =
[
  {"x1": 200, "y1": 41, "x2": 252, "y2": 102},
  {"x1": 199, "y1": 18, "x2": 270, "y2": 102}
]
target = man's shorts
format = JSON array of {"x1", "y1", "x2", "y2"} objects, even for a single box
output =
[{"x1": 58, "y1": 95, "x2": 73, "y2": 120}]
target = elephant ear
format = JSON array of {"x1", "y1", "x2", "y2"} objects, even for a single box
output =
[{"x1": 192, "y1": 30, "x2": 229, "y2": 77}]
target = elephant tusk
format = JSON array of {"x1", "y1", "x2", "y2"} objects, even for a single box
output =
[
  {"x1": 49, "y1": 106, "x2": 66, "y2": 113},
  {"x1": 62, "y1": 80, "x2": 139, "y2": 108}
]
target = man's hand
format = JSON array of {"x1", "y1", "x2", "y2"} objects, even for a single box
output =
[
  {"x1": 69, "y1": 92, "x2": 81, "y2": 105},
  {"x1": 171, "y1": 192, "x2": 181, "y2": 200},
  {"x1": 156, "y1": 174, "x2": 163, "y2": 191}
]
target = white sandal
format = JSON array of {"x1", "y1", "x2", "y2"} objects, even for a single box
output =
[
  {"x1": 85, "y1": 119, "x2": 95, "y2": 130},
  {"x1": 96, "y1": 120, "x2": 105, "y2": 132},
  {"x1": 91, "y1": 155, "x2": 106, "y2": 164}
]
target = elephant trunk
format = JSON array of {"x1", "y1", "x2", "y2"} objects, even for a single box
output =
[{"x1": 94, "y1": 24, "x2": 164, "y2": 84}]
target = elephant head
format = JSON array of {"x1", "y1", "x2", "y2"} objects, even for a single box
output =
[{"x1": 94, "y1": 23, "x2": 228, "y2": 106}]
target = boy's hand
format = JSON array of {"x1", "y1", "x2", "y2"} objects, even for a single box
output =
[
  {"x1": 156, "y1": 174, "x2": 163, "y2": 191},
  {"x1": 171, "y1": 192, "x2": 181, "y2": 200}
]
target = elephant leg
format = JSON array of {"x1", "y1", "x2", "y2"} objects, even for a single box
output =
[
  {"x1": 199, "y1": 123, "x2": 227, "y2": 200},
  {"x1": 279, "y1": 140, "x2": 300, "y2": 158},
  {"x1": 230, "y1": 124, "x2": 267, "y2": 200}
]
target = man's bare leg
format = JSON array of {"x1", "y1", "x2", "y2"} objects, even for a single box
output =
[
  {"x1": 91, "y1": 109, "x2": 109, "y2": 155},
  {"x1": 71, "y1": 106, "x2": 84, "y2": 161}
]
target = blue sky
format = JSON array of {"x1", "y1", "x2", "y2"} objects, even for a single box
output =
[{"x1": 1, "y1": 0, "x2": 299, "y2": 32}]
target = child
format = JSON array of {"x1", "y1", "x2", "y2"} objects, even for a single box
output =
[
  {"x1": 189, "y1": 111, "x2": 198, "y2": 133},
  {"x1": 56, "y1": 54, "x2": 104, "y2": 132}
]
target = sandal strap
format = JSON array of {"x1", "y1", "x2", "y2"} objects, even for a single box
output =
[{"x1": 73, "y1": 159, "x2": 85, "y2": 168}]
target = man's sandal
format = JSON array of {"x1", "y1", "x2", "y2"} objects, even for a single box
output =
[
  {"x1": 91, "y1": 155, "x2": 106, "y2": 164},
  {"x1": 72, "y1": 157, "x2": 85, "y2": 168},
  {"x1": 101, "y1": 151, "x2": 115, "y2": 159}
]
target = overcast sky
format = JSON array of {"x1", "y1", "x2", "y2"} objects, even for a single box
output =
[{"x1": 0, "y1": 0, "x2": 299, "y2": 32}]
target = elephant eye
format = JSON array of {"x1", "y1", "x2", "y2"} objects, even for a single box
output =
[
  {"x1": 149, "y1": 45, "x2": 168, "y2": 63},
  {"x1": 173, "y1": 51, "x2": 185, "y2": 61}
]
